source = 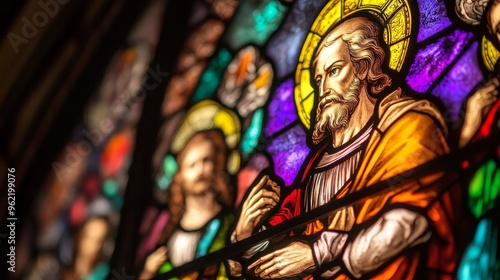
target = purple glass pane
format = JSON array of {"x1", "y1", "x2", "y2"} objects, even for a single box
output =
[
  {"x1": 432, "y1": 42, "x2": 484, "y2": 124},
  {"x1": 266, "y1": 0, "x2": 329, "y2": 78},
  {"x1": 407, "y1": 29, "x2": 473, "y2": 93},
  {"x1": 266, "y1": 124, "x2": 309, "y2": 186},
  {"x1": 264, "y1": 79, "x2": 298, "y2": 137},
  {"x1": 416, "y1": 0, "x2": 452, "y2": 42}
]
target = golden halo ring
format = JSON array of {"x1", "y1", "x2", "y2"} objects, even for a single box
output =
[
  {"x1": 170, "y1": 100, "x2": 241, "y2": 173},
  {"x1": 171, "y1": 100, "x2": 241, "y2": 153}
]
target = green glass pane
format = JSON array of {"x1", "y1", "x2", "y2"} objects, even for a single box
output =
[
  {"x1": 163, "y1": 154, "x2": 178, "y2": 178},
  {"x1": 158, "y1": 261, "x2": 178, "y2": 280},
  {"x1": 191, "y1": 49, "x2": 232, "y2": 104},
  {"x1": 224, "y1": 0, "x2": 287, "y2": 50},
  {"x1": 469, "y1": 159, "x2": 500, "y2": 218},
  {"x1": 240, "y1": 109, "x2": 264, "y2": 157},
  {"x1": 103, "y1": 179, "x2": 119, "y2": 198},
  {"x1": 458, "y1": 219, "x2": 499, "y2": 280}
]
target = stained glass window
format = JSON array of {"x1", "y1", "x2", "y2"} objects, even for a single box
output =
[
  {"x1": 22, "y1": 0, "x2": 500, "y2": 279},
  {"x1": 143, "y1": 0, "x2": 499, "y2": 279}
]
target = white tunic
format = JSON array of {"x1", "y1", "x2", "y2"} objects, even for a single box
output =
[{"x1": 304, "y1": 124, "x2": 373, "y2": 212}]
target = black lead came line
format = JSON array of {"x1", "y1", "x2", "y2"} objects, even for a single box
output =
[{"x1": 156, "y1": 132, "x2": 500, "y2": 279}]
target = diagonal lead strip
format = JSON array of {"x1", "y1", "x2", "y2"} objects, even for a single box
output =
[{"x1": 156, "y1": 132, "x2": 500, "y2": 279}]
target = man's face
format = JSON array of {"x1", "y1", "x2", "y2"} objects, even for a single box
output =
[
  {"x1": 312, "y1": 38, "x2": 361, "y2": 145},
  {"x1": 179, "y1": 138, "x2": 217, "y2": 195},
  {"x1": 78, "y1": 219, "x2": 108, "y2": 259},
  {"x1": 488, "y1": 0, "x2": 500, "y2": 45}
]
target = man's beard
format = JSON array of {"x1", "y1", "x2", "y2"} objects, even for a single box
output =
[
  {"x1": 312, "y1": 77, "x2": 361, "y2": 145},
  {"x1": 184, "y1": 176, "x2": 218, "y2": 198}
]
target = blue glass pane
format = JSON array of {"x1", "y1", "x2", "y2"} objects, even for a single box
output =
[
  {"x1": 407, "y1": 29, "x2": 473, "y2": 93},
  {"x1": 431, "y1": 42, "x2": 484, "y2": 123},
  {"x1": 458, "y1": 219, "x2": 499, "y2": 280},
  {"x1": 416, "y1": 0, "x2": 452, "y2": 42},
  {"x1": 266, "y1": 124, "x2": 309, "y2": 186},
  {"x1": 264, "y1": 79, "x2": 298, "y2": 138},
  {"x1": 266, "y1": 0, "x2": 329, "y2": 78}
]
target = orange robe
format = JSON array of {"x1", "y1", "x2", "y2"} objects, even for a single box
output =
[{"x1": 269, "y1": 89, "x2": 461, "y2": 279}]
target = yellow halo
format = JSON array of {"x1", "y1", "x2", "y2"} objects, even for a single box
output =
[
  {"x1": 294, "y1": 0, "x2": 412, "y2": 129},
  {"x1": 170, "y1": 100, "x2": 241, "y2": 156},
  {"x1": 481, "y1": 36, "x2": 500, "y2": 72}
]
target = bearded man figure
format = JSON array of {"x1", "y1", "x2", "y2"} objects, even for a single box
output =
[{"x1": 229, "y1": 15, "x2": 461, "y2": 279}]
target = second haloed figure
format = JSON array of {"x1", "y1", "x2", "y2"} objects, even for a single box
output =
[{"x1": 141, "y1": 130, "x2": 234, "y2": 279}]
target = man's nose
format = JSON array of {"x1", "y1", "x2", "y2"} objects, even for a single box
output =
[
  {"x1": 318, "y1": 78, "x2": 329, "y2": 98},
  {"x1": 201, "y1": 160, "x2": 213, "y2": 175},
  {"x1": 319, "y1": 87, "x2": 331, "y2": 100}
]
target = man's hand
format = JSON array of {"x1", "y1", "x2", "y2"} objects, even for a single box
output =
[
  {"x1": 234, "y1": 175, "x2": 281, "y2": 241},
  {"x1": 460, "y1": 77, "x2": 499, "y2": 147},
  {"x1": 227, "y1": 259, "x2": 243, "y2": 277},
  {"x1": 247, "y1": 241, "x2": 316, "y2": 279},
  {"x1": 139, "y1": 246, "x2": 167, "y2": 279}
]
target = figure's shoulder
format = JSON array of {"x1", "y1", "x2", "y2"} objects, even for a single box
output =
[
  {"x1": 382, "y1": 110, "x2": 444, "y2": 141},
  {"x1": 377, "y1": 88, "x2": 447, "y2": 136},
  {"x1": 394, "y1": 110, "x2": 443, "y2": 128}
]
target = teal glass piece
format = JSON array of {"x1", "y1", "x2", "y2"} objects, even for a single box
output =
[
  {"x1": 224, "y1": 0, "x2": 287, "y2": 50},
  {"x1": 469, "y1": 159, "x2": 500, "y2": 218},
  {"x1": 191, "y1": 49, "x2": 232, "y2": 104},
  {"x1": 195, "y1": 218, "x2": 221, "y2": 258},
  {"x1": 163, "y1": 154, "x2": 178, "y2": 178},
  {"x1": 111, "y1": 195, "x2": 123, "y2": 209},
  {"x1": 458, "y1": 219, "x2": 499, "y2": 280},
  {"x1": 86, "y1": 262, "x2": 109, "y2": 280},
  {"x1": 156, "y1": 173, "x2": 171, "y2": 191},
  {"x1": 103, "y1": 179, "x2": 119, "y2": 198},
  {"x1": 240, "y1": 109, "x2": 264, "y2": 157}
]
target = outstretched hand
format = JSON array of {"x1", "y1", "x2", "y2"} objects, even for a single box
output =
[
  {"x1": 247, "y1": 241, "x2": 316, "y2": 279},
  {"x1": 460, "y1": 77, "x2": 499, "y2": 147},
  {"x1": 234, "y1": 175, "x2": 281, "y2": 242}
]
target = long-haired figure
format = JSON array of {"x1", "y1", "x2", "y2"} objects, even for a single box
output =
[
  {"x1": 62, "y1": 216, "x2": 110, "y2": 280},
  {"x1": 141, "y1": 101, "x2": 240, "y2": 279}
]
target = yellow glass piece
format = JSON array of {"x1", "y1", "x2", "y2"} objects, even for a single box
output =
[
  {"x1": 302, "y1": 93, "x2": 315, "y2": 115},
  {"x1": 383, "y1": 0, "x2": 402, "y2": 18},
  {"x1": 389, "y1": 38, "x2": 409, "y2": 70},
  {"x1": 344, "y1": 0, "x2": 359, "y2": 14},
  {"x1": 481, "y1": 36, "x2": 500, "y2": 72},
  {"x1": 299, "y1": 33, "x2": 322, "y2": 68},
  {"x1": 295, "y1": 69, "x2": 315, "y2": 127},
  {"x1": 253, "y1": 64, "x2": 272, "y2": 89},
  {"x1": 300, "y1": 69, "x2": 314, "y2": 93},
  {"x1": 311, "y1": 0, "x2": 342, "y2": 36},
  {"x1": 387, "y1": 8, "x2": 409, "y2": 43},
  {"x1": 361, "y1": 0, "x2": 387, "y2": 9},
  {"x1": 227, "y1": 150, "x2": 241, "y2": 175},
  {"x1": 294, "y1": 0, "x2": 412, "y2": 129},
  {"x1": 171, "y1": 100, "x2": 241, "y2": 154},
  {"x1": 214, "y1": 111, "x2": 235, "y2": 136}
]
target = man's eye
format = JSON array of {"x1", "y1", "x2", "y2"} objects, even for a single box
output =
[
  {"x1": 330, "y1": 68, "x2": 339, "y2": 75},
  {"x1": 316, "y1": 79, "x2": 322, "y2": 87}
]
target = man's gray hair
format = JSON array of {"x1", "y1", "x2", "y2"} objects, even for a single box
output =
[
  {"x1": 455, "y1": 0, "x2": 489, "y2": 25},
  {"x1": 324, "y1": 19, "x2": 392, "y2": 95}
]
